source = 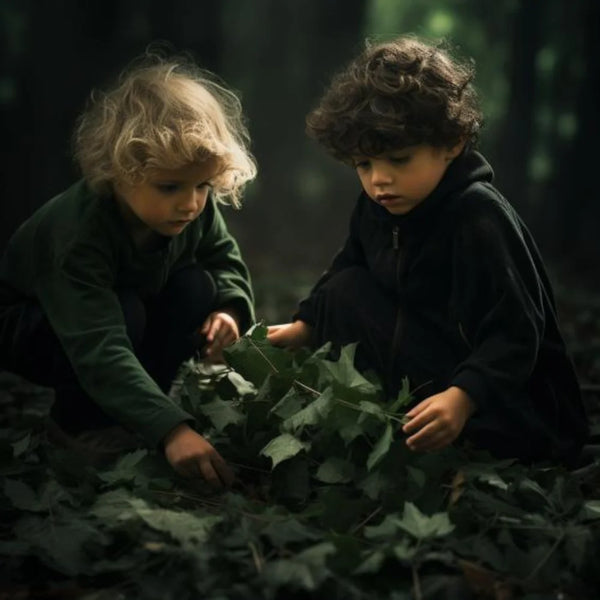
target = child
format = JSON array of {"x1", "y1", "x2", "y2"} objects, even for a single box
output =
[
  {"x1": 268, "y1": 35, "x2": 588, "y2": 464},
  {"x1": 0, "y1": 54, "x2": 257, "y2": 486}
]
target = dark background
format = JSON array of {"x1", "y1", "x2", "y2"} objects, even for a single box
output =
[{"x1": 1, "y1": 0, "x2": 599, "y2": 322}]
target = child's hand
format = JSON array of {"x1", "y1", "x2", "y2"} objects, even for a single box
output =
[
  {"x1": 200, "y1": 310, "x2": 240, "y2": 362},
  {"x1": 163, "y1": 423, "x2": 234, "y2": 487},
  {"x1": 402, "y1": 386, "x2": 475, "y2": 452},
  {"x1": 267, "y1": 321, "x2": 313, "y2": 349}
]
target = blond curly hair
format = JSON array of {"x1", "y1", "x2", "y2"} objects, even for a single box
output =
[{"x1": 73, "y1": 55, "x2": 256, "y2": 207}]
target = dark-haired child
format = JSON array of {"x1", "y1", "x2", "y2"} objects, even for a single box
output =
[
  {"x1": 268, "y1": 36, "x2": 588, "y2": 464},
  {"x1": 0, "y1": 56, "x2": 257, "y2": 485}
]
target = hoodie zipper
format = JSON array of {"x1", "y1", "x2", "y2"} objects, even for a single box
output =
[{"x1": 388, "y1": 225, "x2": 404, "y2": 387}]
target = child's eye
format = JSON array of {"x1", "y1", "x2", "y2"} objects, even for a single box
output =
[
  {"x1": 197, "y1": 182, "x2": 213, "y2": 190},
  {"x1": 389, "y1": 155, "x2": 410, "y2": 165},
  {"x1": 353, "y1": 159, "x2": 370, "y2": 169},
  {"x1": 155, "y1": 183, "x2": 179, "y2": 193}
]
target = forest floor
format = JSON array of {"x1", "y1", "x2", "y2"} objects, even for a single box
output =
[{"x1": 1, "y1": 269, "x2": 600, "y2": 600}]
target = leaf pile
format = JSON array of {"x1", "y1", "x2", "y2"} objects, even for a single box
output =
[{"x1": 2, "y1": 326, "x2": 600, "y2": 599}]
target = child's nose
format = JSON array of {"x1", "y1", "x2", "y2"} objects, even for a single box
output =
[
  {"x1": 179, "y1": 189, "x2": 204, "y2": 213},
  {"x1": 371, "y1": 164, "x2": 393, "y2": 186}
]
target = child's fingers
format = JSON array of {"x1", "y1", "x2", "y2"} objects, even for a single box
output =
[
  {"x1": 406, "y1": 421, "x2": 444, "y2": 451},
  {"x1": 200, "y1": 314, "x2": 214, "y2": 335},
  {"x1": 206, "y1": 318, "x2": 222, "y2": 342},
  {"x1": 197, "y1": 457, "x2": 223, "y2": 488},
  {"x1": 404, "y1": 397, "x2": 432, "y2": 420},
  {"x1": 212, "y1": 454, "x2": 235, "y2": 487},
  {"x1": 402, "y1": 406, "x2": 435, "y2": 435}
]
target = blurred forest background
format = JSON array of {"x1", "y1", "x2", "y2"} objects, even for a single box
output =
[{"x1": 1, "y1": 0, "x2": 599, "y2": 323}]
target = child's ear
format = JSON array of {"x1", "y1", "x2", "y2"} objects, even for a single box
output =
[{"x1": 445, "y1": 139, "x2": 466, "y2": 161}]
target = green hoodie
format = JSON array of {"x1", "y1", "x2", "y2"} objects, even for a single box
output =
[{"x1": 0, "y1": 180, "x2": 254, "y2": 446}]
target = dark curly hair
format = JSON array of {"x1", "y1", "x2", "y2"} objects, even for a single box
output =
[{"x1": 306, "y1": 36, "x2": 482, "y2": 163}]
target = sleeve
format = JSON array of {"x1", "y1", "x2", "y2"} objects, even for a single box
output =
[
  {"x1": 36, "y1": 242, "x2": 193, "y2": 447},
  {"x1": 449, "y1": 199, "x2": 546, "y2": 413},
  {"x1": 295, "y1": 196, "x2": 367, "y2": 324},
  {"x1": 194, "y1": 199, "x2": 255, "y2": 334}
]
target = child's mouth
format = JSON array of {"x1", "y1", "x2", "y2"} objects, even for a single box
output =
[{"x1": 375, "y1": 194, "x2": 401, "y2": 204}]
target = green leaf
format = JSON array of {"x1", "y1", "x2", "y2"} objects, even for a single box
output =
[
  {"x1": 407, "y1": 466, "x2": 426, "y2": 489},
  {"x1": 354, "y1": 549, "x2": 386, "y2": 574},
  {"x1": 200, "y1": 397, "x2": 245, "y2": 432},
  {"x1": 11, "y1": 433, "x2": 31, "y2": 458},
  {"x1": 225, "y1": 371, "x2": 257, "y2": 398},
  {"x1": 261, "y1": 433, "x2": 310, "y2": 468},
  {"x1": 318, "y1": 344, "x2": 376, "y2": 392},
  {"x1": 3, "y1": 479, "x2": 38, "y2": 511},
  {"x1": 364, "y1": 514, "x2": 400, "y2": 540},
  {"x1": 387, "y1": 377, "x2": 413, "y2": 413},
  {"x1": 262, "y1": 542, "x2": 335, "y2": 591},
  {"x1": 395, "y1": 503, "x2": 454, "y2": 539},
  {"x1": 366, "y1": 422, "x2": 393, "y2": 471},
  {"x1": 282, "y1": 388, "x2": 334, "y2": 432},
  {"x1": 261, "y1": 518, "x2": 320, "y2": 547},
  {"x1": 581, "y1": 500, "x2": 600, "y2": 520},
  {"x1": 315, "y1": 457, "x2": 355, "y2": 484},
  {"x1": 98, "y1": 449, "x2": 148, "y2": 486},
  {"x1": 270, "y1": 387, "x2": 305, "y2": 419},
  {"x1": 357, "y1": 400, "x2": 387, "y2": 423},
  {"x1": 14, "y1": 515, "x2": 105, "y2": 576}
]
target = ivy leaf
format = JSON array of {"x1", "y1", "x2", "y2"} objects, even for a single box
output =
[
  {"x1": 356, "y1": 400, "x2": 387, "y2": 423},
  {"x1": 11, "y1": 433, "x2": 31, "y2": 458},
  {"x1": 261, "y1": 433, "x2": 310, "y2": 468},
  {"x1": 387, "y1": 377, "x2": 413, "y2": 413},
  {"x1": 353, "y1": 549, "x2": 386, "y2": 574},
  {"x1": 315, "y1": 457, "x2": 355, "y2": 484},
  {"x1": 14, "y1": 514, "x2": 106, "y2": 576},
  {"x1": 261, "y1": 518, "x2": 320, "y2": 547},
  {"x1": 225, "y1": 371, "x2": 257, "y2": 398},
  {"x1": 581, "y1": 500, "x2": 600, "y2": 520},
  {"x1": 395, "y1": 503, "x2": 454, "y2": 540},
  {"x1": 3, "y1": 479, "x2": 38, "y2": 511},
  {"x1": 98, "y1": 449, "x2": 148, "y2": 486},
  {"x1": 282, "y1": 388, "x2": 334, "y2": 432},
  {"x1": 366, "y1": 422, "x2": 393, "y2": 471},
  {"x1": 263, "y1": 542, "x2": 335, "y2": 591},
  {"x1": 317, "y1": 344, "x2": 375, "y2": 392},
  {"x1": 270, "y1": 387, "x2": 305, "y2": 419},
  {"x1": 200, "y1": 397, "x2": 245, "y2": 432},
  {"x1": 225, "y1": 326, "x2": 294, "y2": 386}
]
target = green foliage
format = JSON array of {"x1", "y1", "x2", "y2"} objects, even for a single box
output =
[{"x1": 1, "y1": 329, "x2": 600, "y2": 598}]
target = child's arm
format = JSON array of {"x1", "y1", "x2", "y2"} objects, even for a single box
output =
[
  {"x1": 267, "y1": 320, "x2": 313, "y2": 349},
  {"x1": 402, "y1": 386, "x2": 475, "y2": 451},
  {"x1": 163, "y1": 423, "x2": 234, "y2": 487},
  {"x1": 194, "y1": 199, "x2": 254, "y2": 336}
]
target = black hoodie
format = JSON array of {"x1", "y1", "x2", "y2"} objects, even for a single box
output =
[{"x1": 297, "y1": 150, "x2": 588, "y2": 462}]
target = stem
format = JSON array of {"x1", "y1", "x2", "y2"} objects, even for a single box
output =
[
  {"x1": 248, "y1": 338, "x2": 280, "y2": 374},
  {"x1": 248, "y1": 541, "x2": 263, "y2": 573},
  {"x1": 524, "y1": 532, "x2": 564, "y2": 582},
  {"x1": 411, "y1": 563, "x2": 423, "y2": 600},
  {"x1": 351, "y1": 505, "x2": 383, "y2": 535}
]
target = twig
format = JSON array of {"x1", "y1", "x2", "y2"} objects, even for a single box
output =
[
  {"x1": 524, "y1": 532, "x2": 564, "y2": 583},
  {"x1": 228, "y1": 461, "x2": 270, "y2": 474},
  {"x1": 351, "y1": 505, "x2": 383, "y2": 535},
  {"x1": 412, "y1": 563, "x2": 423, "y2": 600},
  {"x1": 248, "y1": 541, "x2": 263, "y2": 573}
]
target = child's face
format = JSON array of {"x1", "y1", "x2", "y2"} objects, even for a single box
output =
[
  {"x1": 114, "y1": 159, "x2": 221, "y2": 238},
  {"x1": 352, "y1": 143, "x2": 463, "y2": 215}
]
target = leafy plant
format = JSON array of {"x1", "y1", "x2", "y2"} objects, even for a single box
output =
[{"x1": 1, "y1": 327, "x2": 600, "y2": 599}]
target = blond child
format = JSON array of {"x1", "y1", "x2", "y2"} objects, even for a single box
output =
[{"x1": 0, "y1": 54, "x2": 257, "y2": 485}]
